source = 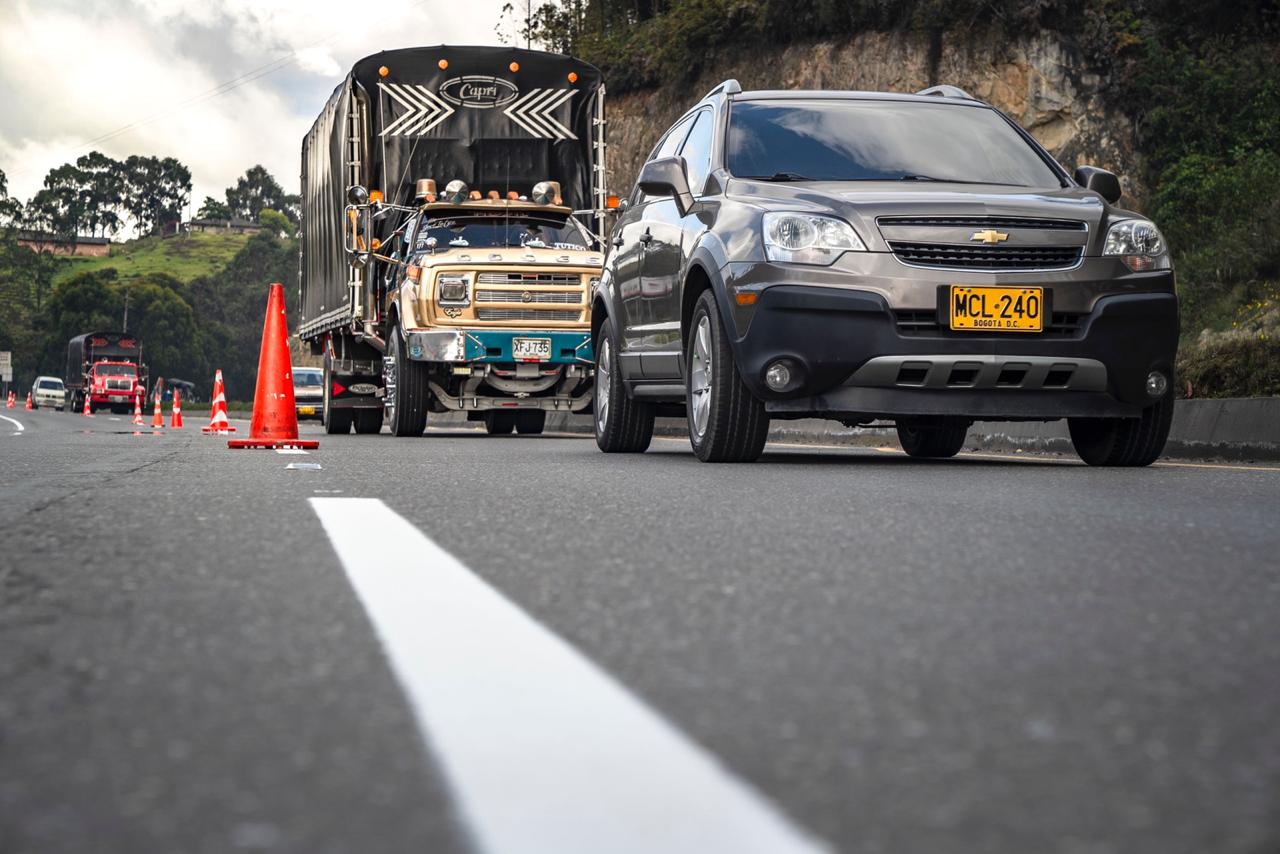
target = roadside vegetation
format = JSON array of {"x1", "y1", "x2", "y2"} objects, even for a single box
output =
[{"x1": 507, "y1": 0, "x2": 1280, "y2": 396}]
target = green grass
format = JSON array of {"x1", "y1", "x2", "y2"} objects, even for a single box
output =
[{"x1": 52, "y1": 231, "x2": 252, "y2": 287}]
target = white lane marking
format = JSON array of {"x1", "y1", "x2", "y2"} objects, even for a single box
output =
[
  {"x1": 275, "y1": 448, "x2": 310, "y2": 455},
  {"x1": 0, "y1": 414, "x2": 24, "y2": 433},
  {"x1": 310, "y1": 497, "x2": 829, "y2": 854}
]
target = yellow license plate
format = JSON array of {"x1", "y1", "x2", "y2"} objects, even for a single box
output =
[
  {"x1": 950, "y1": 286, "x2": 1043, "y2": 332},
  {"x1": 298, "y1": 406, "x2": 316, "y2": 416}
]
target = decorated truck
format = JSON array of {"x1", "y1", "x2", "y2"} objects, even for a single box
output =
[
  {"x1": 299, "y1": 45, "x2": 611, "y2": 436},
  {"x1": 65, "y1": 332, "x2": 146, "y2": 414}
]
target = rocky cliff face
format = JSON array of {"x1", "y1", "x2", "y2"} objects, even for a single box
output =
[{"x1": 605, "y1": 30, "x2": 1143, "y2": 205}]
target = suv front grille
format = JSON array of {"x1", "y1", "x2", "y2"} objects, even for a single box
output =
[
  {"x1": 476, "y1": 308, "x2": 582, "y2": 322},
  {"x1": 877, "y1": 216, "x2": 1087, "y2": 232},
  {"x1": 887, "y1": 241, "x2": 1082, "y2": 270},
  {"x1": 894, "y1": 309, "x2": 1086, "y2": 338}
]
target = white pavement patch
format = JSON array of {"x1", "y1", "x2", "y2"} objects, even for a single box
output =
[
  {"x1": 0, "y1": 414, "x2": 25, "y2": 433},
  {"x1": 309, "y1": 497, "x2": 829, "y2": 854}
]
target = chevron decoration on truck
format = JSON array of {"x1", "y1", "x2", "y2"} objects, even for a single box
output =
[
  {"x1": 379, "y1": 83, "x2": 456, "y2": 137},
  {"x1": 504, "y1": 89, "x2": 577, "y2": 140}
]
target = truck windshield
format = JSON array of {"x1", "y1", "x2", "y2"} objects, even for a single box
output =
[
  {"x1": 414, "y1": 213, "x2": 591, "y2": 252},
  {"x1": 95, "y1": 363, "x2": 136, "y2": 377},
  {"x1": 727, "y1": 99, "x2": 1063, "y2": 188}
]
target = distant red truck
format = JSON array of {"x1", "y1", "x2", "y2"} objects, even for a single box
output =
[{"x1": 66, "y1": 332, "x2": 147, "y2": 414}]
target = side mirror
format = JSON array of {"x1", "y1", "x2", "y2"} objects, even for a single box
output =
[
  {"x1": 347, "y1": 185, "x2": 370, "y2": 206},
  {"x1": 1074, "y1": 166, "x2": 1122, "y2": 205},
  {"x1": 637, "y1": 156, "x2": 695, "y2": 216}
]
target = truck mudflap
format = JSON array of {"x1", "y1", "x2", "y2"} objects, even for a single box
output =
[{"x1": 404, "y1": 329, "x2": 594, "y2": 365}]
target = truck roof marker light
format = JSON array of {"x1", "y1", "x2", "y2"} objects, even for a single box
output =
[
  {"x1": 509, "y1": 62, "x2": 520, "y2": 73},
  {"x1": 487, "y1": 190, "x2": 500, "y2": 200},
  {"x1": 469, "y1": 191, "x2": 482, "y2": 200},
  {"x1": 438, "y1": 59, "x2": 448, "y2": 70},
  {"x1": 378, "y1": 66, "x2": 389, "y2": 78},
  {"x1": 507, "y1": 191, "x2": 519, "y2": 200},
  {"x1": 568, "y1": 72, "x2": 578, "y2": 83}
]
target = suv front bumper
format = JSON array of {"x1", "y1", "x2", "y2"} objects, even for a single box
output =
[{"x1": 729, "y1": 283, "x2": 1178, "y2": 421}]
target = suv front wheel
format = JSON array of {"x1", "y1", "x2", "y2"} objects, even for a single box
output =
[
  {"x1": 686, "y1": 291, "x2": 769, "y2": 463},
  {"x1": 1068, "y1": 390, "x2": 1173, "y2": 466}
]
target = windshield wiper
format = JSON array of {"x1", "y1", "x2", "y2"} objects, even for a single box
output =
[
  {"x1": 897, "y1": 174, "x2": 1016, "y2": 186},
  {"x1": 743, "y1": 172, "x2": 813, "y2": 182}
]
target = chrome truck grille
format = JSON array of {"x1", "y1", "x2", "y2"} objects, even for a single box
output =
[{"x1": 466, "y1": 272, "x2": 587, "y2": 322}]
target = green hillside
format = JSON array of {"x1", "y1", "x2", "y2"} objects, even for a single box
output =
[{"x1": 53, "y1": 231, "x2": 252, "y2": 287}]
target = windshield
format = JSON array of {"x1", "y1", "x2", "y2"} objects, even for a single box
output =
[
  {"x1": 94, "y1": 363, "x2": 136, "y2": 377},
  {"x1": 727, "y1": 99, "x2": 1063, "y2": 187},
  {"x1": 413, "y1": 213, "x2": 591, "y2": 252},
  {"x1": 37, "y1": 379, "x2": 63, "y2": 390},
  {"x1": 294, "y1": 370, "x2": 323, "y2": 388}
]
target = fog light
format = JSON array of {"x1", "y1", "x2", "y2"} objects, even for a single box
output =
[
  {"x1": 1146, "y1": 370, "x2": 1169, "y2": 398},
  {"x1": 765, "y1": 361, "x2": 792, "y2": 391}
]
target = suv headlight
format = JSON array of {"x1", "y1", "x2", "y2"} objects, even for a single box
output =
[
  {"x1": 763, "y1": 213, "x2": 866, "y2": 265},
  {"x1": 1103, "y1": 219, "x2": 1168, "y2": 272},
  {"x1": 437, "y1": 273, "x2": 470, "y2": 304}
]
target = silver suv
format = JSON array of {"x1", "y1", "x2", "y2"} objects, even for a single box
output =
[{"x1": 591, "y1": 82, "x2": 1176, "y2": 465}]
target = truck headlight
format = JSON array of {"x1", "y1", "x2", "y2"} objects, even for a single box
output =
[
  {"x1": 762, "y1": 213, "x2": 866, "y2": 265},
  {"x1": 1103, "y1": 219, "x2": 1168, "y2": 272},
  {"x1": 437, "y1": 273, "x2": 470, "y2": 304}
]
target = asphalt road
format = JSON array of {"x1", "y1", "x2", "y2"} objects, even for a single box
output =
[{"x1": 2, "y1": 407, "x2": 1278, "y2": 854}]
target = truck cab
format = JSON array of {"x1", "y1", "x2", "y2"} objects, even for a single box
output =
[
  {"x1": 89, "y1": 361, "x2": 143, "y2": 413},
  {"x1": 379, "y1": 183, "x2": 600, "y2": 435}
]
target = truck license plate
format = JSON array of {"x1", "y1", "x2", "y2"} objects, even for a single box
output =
[
  {"x1": 950, "y1": 286, "x2": 1043, "y2": 332},
  {"x1": 512, "y1": 337, "x2": 552, "y2": 361}
]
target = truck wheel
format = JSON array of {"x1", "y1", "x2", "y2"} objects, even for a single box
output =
[
  {"x1": 323, "y1": 353, "x2": 352, "y2": 434},
  {"x1": 386, "y1": 327, "x2": 428, "y2": 437},
  {"x1": 515, "y1": 410, "x2": 546, "y2": 435},
  {"x1": 353, "y1": 408, "x2": 383, "y2": 434},
  {"x1": 1068, "y1": 389, "x2": 1173, "y2": 467},
  {"x1": 484, "y1": 411, "x2": 515, "y2": 434},
  {"x1": 897, "y1": 418, "x2": 969, "y2": 458},
  {"x1": 686, "y1": 291, "x2": 769, "y2": 463},
  {"x1": 594, "y1": 316, "x2": 654, "y2": 453}
]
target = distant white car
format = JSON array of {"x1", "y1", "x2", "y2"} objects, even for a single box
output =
[
  {"x1": 293, "y1": 367, "x2": 324, "y2": 420},
  {"x1": 32, "y1": 376, "x2": 66, "y2": 410}
]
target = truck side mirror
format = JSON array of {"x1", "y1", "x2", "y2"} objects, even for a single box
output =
[
  {"x1": 1074, "y1": 166, "x2": 1122, "y2": 205},
  {"x1": 638, "y1": 156, "x2": 694, "y2": 216},
  {"x1": 347, "y1": 185, "x2": 370, "y2": 205}
]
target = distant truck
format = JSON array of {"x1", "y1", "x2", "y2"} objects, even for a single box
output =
[
  {"x1": 66, "y1": 332, "x2": 146, "y2": 414},
  {"x1": 299, "y1": 45, "x2": 611, "y2": 436}
]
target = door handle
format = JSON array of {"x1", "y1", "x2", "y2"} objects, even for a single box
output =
[{"x1": 638, "y1": 229, "x2": 653, "y2": 245}]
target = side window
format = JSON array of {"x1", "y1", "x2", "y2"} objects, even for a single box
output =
[
  {"x1": 678, "y1": 110, "x2": 714, "y2": 195},
  {"x1": 637, "y1": 115, "x2": 696, "y2": 204}
]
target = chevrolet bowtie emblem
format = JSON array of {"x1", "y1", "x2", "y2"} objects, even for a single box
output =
[{"x1": 971, "y1": 229, "x2": 1010, "y2": 244}]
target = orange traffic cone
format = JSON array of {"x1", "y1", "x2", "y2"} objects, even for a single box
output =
[
  {"x1": 5, "y1": 391, "x2": 14, "y2": 408},
  {"x1": 170, "y1": 389, "x2": 184, "y2": 428},
  {"x1": 202, "y1": 369, "x2": 236, "y2": 434},
  {"x1": 151, "y1": 394, "x2": 164, "y2": 428},
  {"x1": 228, "y1": 282, "x2": 318, "y2": 449},
  {"x1": 25, "y1": 392, "x2": 33, "y2": 411},
  {"x1": 82, "y1": 391, "x2": 92, "y2": 417},
  {"x1": 131, "y1": 390, "x2": 144, "y2": 425}
]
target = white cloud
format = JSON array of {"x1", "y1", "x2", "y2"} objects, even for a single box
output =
[{"x1": 0, "y1": 0, "x2": 510, "y2": 215}]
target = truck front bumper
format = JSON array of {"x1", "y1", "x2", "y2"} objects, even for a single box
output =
[{"x1": 404, "y1": 328, "x2": 593, "y2": 365}]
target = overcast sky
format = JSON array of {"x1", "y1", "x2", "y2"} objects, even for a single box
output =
[{"x1": 0, "y1": 0, "x2": 513, "y2": 211}]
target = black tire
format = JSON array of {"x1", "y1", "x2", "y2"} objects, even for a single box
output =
[
  {"x1": 897, "y1": 418, "x2": 969, "y2": 458},
  {"x1": 594, "y1": 316, "x2": 654, "y2": 453},
  {"x1": 515, "y1": 410, "x2": 546, "y2": 435},
  {"x1": 1068, "y1": 390, "x2": 1173, "y2": 467},
  {"x1": 322, "y1": 352, "x2": 352, "y2": 435},
  {"x1": 686, "y1": 290, "x2": 769, "y2": 463},
  {"x1": 484, "y1": 411, "x2": 516, "y2": 434},
  {"x1": 353, "y1": 408, "x2": 383, "y2": 434},
  {"x1": 385, "y1": 327, "x2": 429, "y2": 437}
]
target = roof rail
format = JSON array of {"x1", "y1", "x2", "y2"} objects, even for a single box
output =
[
  {"x1": 705, "y1": 79, "x2": 742, "y2": 100},
  {"x1": 916, "y1": 84, "x2": 975, "y2": 100}
]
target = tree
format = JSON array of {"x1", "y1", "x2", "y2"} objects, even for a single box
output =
[
  {"x1": 224, "y1": 165, "x2": 288, "y2": 222},
  {"x1": 74, "y1": 151, "x2": 125, "y2": 237},
  {"x1": 0, "y1": 168, "x2": 21, "y2": 226},
  {"x1": 196, "y1": 196, "x2": 231, "y2": 220},
  {"x1": 121, "y1": 155, "x2": 192, "y2": 236},
  {"x1": 258, "y1": 208, "x2": 293, "y2": 237}
]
